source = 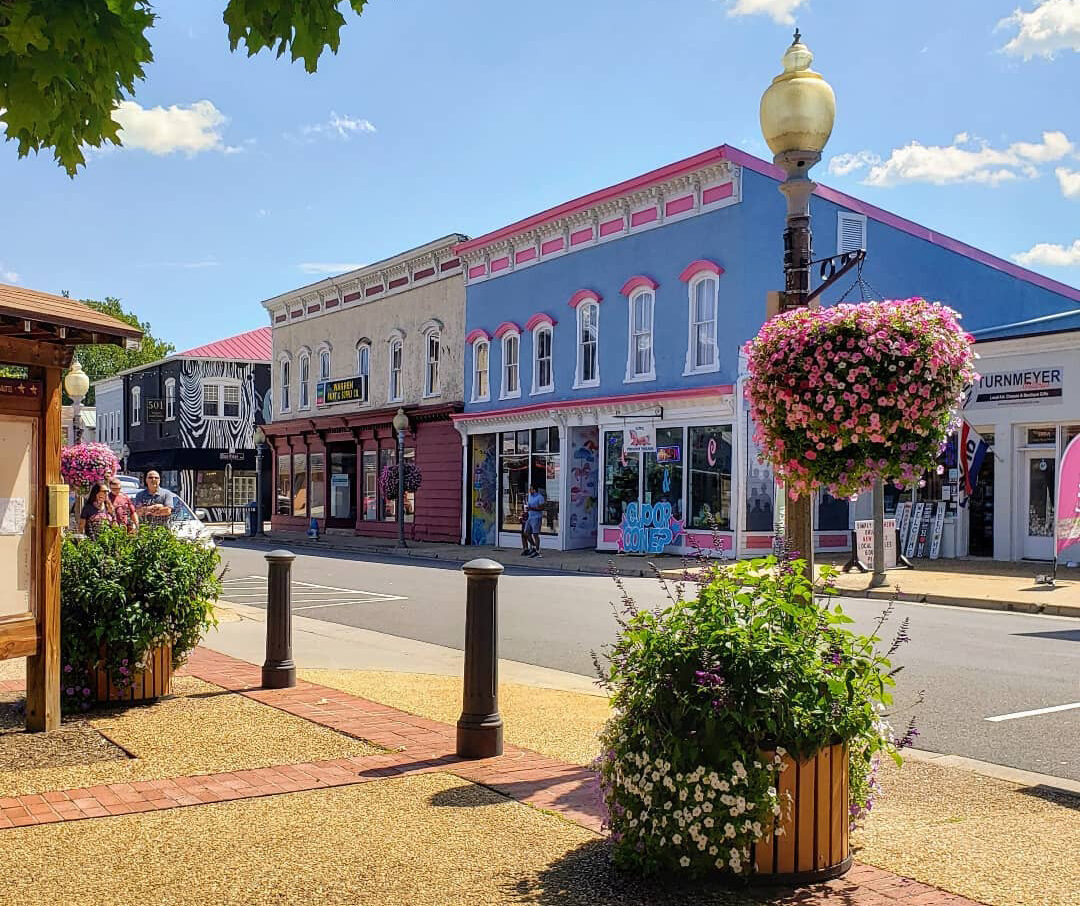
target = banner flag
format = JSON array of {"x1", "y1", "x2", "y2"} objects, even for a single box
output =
[
  {"x1": 1056, "y1": 435, "x2": 1080, "y2": 558},
  {"x1": 958, "y1": 421, "x2": 990, "y2": 500}
]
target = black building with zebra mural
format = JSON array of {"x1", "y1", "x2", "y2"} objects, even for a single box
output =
[{"x1": 118, "y1": 328, "x2": 272, "y2": 521}]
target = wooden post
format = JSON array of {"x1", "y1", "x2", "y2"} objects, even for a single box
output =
[{"x1": 26, "y1": 364, "x2": 62, "y2": 731}]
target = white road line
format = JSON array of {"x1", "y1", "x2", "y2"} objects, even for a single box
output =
[
  {"x1": 985, "y1": 702, "x2": 1080, "y2": 722},
  {"x1": 293, "y1": 597, "x2": 406, "y2": 611}
]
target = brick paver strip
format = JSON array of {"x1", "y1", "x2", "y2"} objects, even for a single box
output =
[{"x1": 0, "y1": 646, "x2": 987, "y2": 905}]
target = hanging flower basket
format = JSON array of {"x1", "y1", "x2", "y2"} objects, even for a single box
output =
[
  {"x1": 743, "y1": 299, "x2": 976, "y2": 499},
  {"x1": 60, "y1": 442, "x2": 120, "y2": 494},
  {"x1": 379, "y1": 461, "x2": 423, "y2": 500}
]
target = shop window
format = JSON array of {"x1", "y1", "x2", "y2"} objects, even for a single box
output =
[
  {"x1": 231, "y1": 473, "x2": 257, "y2": 507},
  {"x1": 309, "y1": 452, "x2": 325, "y2": 520},
  {"x1": 499, "y1": 430, "x2": 529, "y2": 531},
  {"x1": 603, "y1": 430, "x2": 640, "y2": 524},
  {"x1": 424, "y1": 330, "x2": 441, "y2": 397},
  {"x1": 279, "y1": 359, "x2": 291, "y2": 412},
  {"x1": 501, "y1": 333, "x2": 521, "y2": 399},
  {"x1": 529, "y1": 427, "x2": 560, "y2": 534},
  {"x1": 196, "y1": 470, "x2": 226, "y2": 508},
  {"x1": 688, "y1": 425, "x2": 732, "y2": 530},
  {"x1": 330, "y1": 449, "x2": 358, "y2": 522},
  {"x1": 817, "y1": 492, "x2": 850, "y2": 531},
  {"x1": 1065, "y1": 425, "x2": 1080, "y2": 449},
  {"x1": 276, "y1": 453, "x2": 291, "y2": 515},
  {"x1": 380, "y1": 447, "x2": 396, "y2": 520},
  {"x1": 389, "y1": 339, "x2": 404, "y2": 402},
  {"x1": 686, "y1": 276, "x2": 719, "y2": 373},
  {"x1": 626, "y1": 290, "x2": 655, "y2": 381},
  {"x1": 576, "y1": 302, "x2": 599, "y2": 388},
  {"x1": 472, "y1": 340, "x2": 490, "y2": 402},
  {"x1": 164, "y1": 378, "x2": 176, "y2": 420},
  {"x1": 356, "y1": 342, "x2": 371, "y2": 401},
  {"x1": 1027, "y1": 426, "x2": 1056, "y2": 446},
  {"x1": 299, "y1": 354, "x2": 311, "y2": 409},
  {"x1": 361, "y1": 450, "x2": 377, "y2": 520},
  {"x1": 292, "y1": 452, "x2": 308, "y2": 517},
  {"x1": 533, "y1": 326, "x2": 553, "y2": 394},
  {"x1": 131, "y1": 386, "x2": 141, "y2": 426},
  {"x1": 643, "y1": 427, "x2": 683, "y2": 521}
]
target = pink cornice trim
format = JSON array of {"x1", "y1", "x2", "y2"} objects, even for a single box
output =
[
  {"x1": 568, "y1": 289, "x2": 602, "y2": 309},
  {"x1": 452, "y1": 385, "x2": 735, "y2": 422},
  {"x1": 468, "y1": 264, "x2": 487, "y2": 279},
  {"x1": 570, "y1": 227, "x2": 593, "y2": 246},
  {"x1": 465, "y1": 328, "x2": 491, "y2": 345},
  {"x1": 665, "y1": 194, "x2": 694, "y2": 216},
  {"x1": 702, "y1": 182, "x2": 734, "y2": 204},
  {"x1": 599, "y1": 217, "x2": 624, "y2": 237},
  {"x1": 679, "y1": 259, "x2": 725, "y2": 282},
  {"x1": 630, "y1": 207, "x2": 658, "y2": 227},
  {"x1": 541, "y1": 237, "x2": 565, "y2": 255},
  {"x1": 490, "y1": 257, "x2": 510, "y2": 273},
  {"x1": 494, "y1": 321, "x2": 521, "y2": 339},
  {"x1": 515, "y1": 247, "x2": 537, "y2": 264},
  {"x1": 620, "y1": 275, "x2": 659, "y2": 296},
  {"x1": 525, "y1": 313, "x2": 556, "y2": 331}
]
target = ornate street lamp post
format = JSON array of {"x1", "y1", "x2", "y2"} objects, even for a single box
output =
[
  {"x1": 759, "y1": 29, "x2": 836, "y2": 580},
  {"x1": 63, "y1": 359, "x2": 90, "y2": 445},
  {"x1": 253, "y1": 425, "x2": 266, "y2": 536},
  {"x1": 392, "y1": 407, "x2": 409, "y2": 548}
]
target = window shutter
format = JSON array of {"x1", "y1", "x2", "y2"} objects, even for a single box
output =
[{"x1": 837, "y1": 212, "x2": 867, "y2": 254}]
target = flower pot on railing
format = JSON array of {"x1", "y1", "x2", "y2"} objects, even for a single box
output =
[
  {"x1": 92, "y1": 642, "x2": 173, "y2": 704},
  {"x1": 753, "y1": 742, "x2": 851, "y2": 884}
]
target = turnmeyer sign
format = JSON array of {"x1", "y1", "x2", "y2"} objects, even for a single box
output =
[
  {"x1": 966, "y1": 366, "x2": 1063, "y2": 408},
  {"x1": 317, "y1": 377, "x2": 366, "y2": 407}
]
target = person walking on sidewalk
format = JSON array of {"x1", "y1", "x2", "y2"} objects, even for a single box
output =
[{"x1": 524, "y1": 484, "x2": 545, "y2": 558}]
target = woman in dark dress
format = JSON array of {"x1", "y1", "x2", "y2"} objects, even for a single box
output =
[{"x1": 79, "y1": 481, "x2": 115, "y2": 539}]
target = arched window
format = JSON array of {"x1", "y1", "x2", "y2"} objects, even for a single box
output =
[
  {"x1": 686, "y1": 275, "x2": 719, "y2": 373},
  {"x1": 356, "y1": 341, "x2": 371, "y2": 402},
  {"x1": 164, "y1": 378, "x2": 176, "y2": 420},
  {"x1": 501, "y1": 332, "x2": 520, "y2": 399},
  {"x1": 533, "y1": 325, "x2": 553, "y2": 393},
  {"x1": 575, "y1": 302, "x2": 599, "y2": 388},
  {"x1": 388, "y1": 338, "x2": 404, "y2": 402},
  {"x1": 424, "y1": 330, "x2": 441, "y2": 397},
  {"x1": 130, "y1": 386, "x2": 141, "y2": 426},
  {"x1": 626, "y1": 289, "x2": 655, "y2": 381},
  {"x1": 319, "y1": 348, "x2": 331, "y2": 382},
  {"x1": 279, "y1": 358, "x2": 291, "y2": 412},
  {"x1": 298, "y1": 352, "x2": 311, "y2": 409},
  {"x1": 472, "y1": 339, "x2": 490, "y2": 402}
]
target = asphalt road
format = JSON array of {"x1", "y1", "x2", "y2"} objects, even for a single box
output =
[{"x1": 218, "y1": 540, "x2": 1080, "y2": 781}]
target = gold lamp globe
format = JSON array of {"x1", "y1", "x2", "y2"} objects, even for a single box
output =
[
  {"x1": 759, "y1": 30, "x2": 836, "y2": 157},
  {"x1": 64, "y1": 359, "x2": 91, "y2": 403}
]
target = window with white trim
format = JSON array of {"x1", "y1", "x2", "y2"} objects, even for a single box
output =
[
  {"x1": 356, "y1": 342, "x2": 370, "y2": 402},
  {"x1": 424, "y1": 330, "x2": 441, "y2": 397},
  {"x1": 164, "y1": 378, "x2": 176, "y2": 420},
  {"x1": 202, "y1": 380, "x2": 242, "y2": 420},
  {"x1": 299, "y1": 353, "x2": 310, "y2": 409},
  {"x1": 203, "y1": 383, "x2": 219, "y2": 418},
  {"x1": 575, "y1": 302, "x2": 599, "y2": 388},
  {"x1": 533, "y1": 325, "x2": 553, "y2": 393},
  {"x1": 837, "y1": 212, "x2": 867, "y2": 254},
  {"x1": 501, "y1": 332, "x2": 521, "y2": 399},
  {"x1": 319, "y1": 349, "x2": 331, "y2": 381},
  {"x1": 130, "y1": 386, "x2": 141, "y2": 426},
  {"x1": 389, "y1": 338, "x2": 404, "y2": 402},
  {"x1": 279, "y1": 359, "x2": 291, "y2": 412},
  {"x1": 686, "y1": 276, "x2": 719, "y2": 373},
  {"x1": 472, "y1": 340, "x2": 490, "y2": 402},
  {"x1": 626, "y1": 289, "x2": 655, "y2": 381}
]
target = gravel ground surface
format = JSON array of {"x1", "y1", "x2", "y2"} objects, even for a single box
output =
[
  {"x1": 0, "y1": 772, "x2": 756, "y2": 906},
  {"x1": 853, "y1": 758, "x2": 1080, "y2": 906},
  {"x1": 299, "y1": 669, "x2": 611, "y2": 765},
  {"x1": 0, "y1": 676, "x2": 380, "y2": 797},
  {"x1": 0, "y1": 657, "x2": 23, "y2": 682}
]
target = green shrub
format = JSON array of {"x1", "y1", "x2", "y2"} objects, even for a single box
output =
[
  {"x1": 60, "y1": 525, "x2": 221, "y2": 711},
  {"x1": 595, "y1": 556, "x2": 909, "y2": 877}
]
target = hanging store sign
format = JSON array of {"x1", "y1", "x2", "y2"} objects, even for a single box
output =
[
  {"x1": 317, "y1": 377, "x2": 367, "y2": 407},
  {"x1": 965, "y1": 367, "x2": 1064, "y2": 408},
  {"x1": 616, "y1": 501, "x2": 684, "y2": 554},
  {"x1": 146, "y1": 399, "x2": 165, "y2": 423},
  {"x1": 623, "y1": 424, "x2": 656, "y2": 454},
  {"x1": 0, "y1": 378, "x2": 41, "y2": 398}
]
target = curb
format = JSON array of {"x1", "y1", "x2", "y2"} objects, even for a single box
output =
[
  {"x1": 831, "y1": 585, "x2": 1080, "y2": 619},
  {"x1": 903, "y1": 747, "x2": 1080, "y2": 797}
]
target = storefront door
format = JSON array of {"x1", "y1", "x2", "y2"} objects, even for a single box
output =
[
  {"x1": 1022, "y1": 450, "x2": 1055, "y2": 560},
  {"x1": 327, "y1": 444, "x2": 357, "y2": 527}
]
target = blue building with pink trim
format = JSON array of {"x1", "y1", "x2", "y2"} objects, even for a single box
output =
[{"x1": 451, "y1": 145, "x2": 1080, "y2": 559}]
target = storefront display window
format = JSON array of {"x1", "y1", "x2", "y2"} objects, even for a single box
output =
[
  {"x1": 330, "y1": 449, "x2": 357, "y2": 522},
  {"x1": 276, "y1": 454, "x2": 291, "y2": 516},
  {"x1": 380, "y1": 447, "x2": 396, "y2": 521},
  {"x1": 745, "y1": 412, "x2": 775, "y2": 533},
  {"x1": 816, "y1": 492, "x2": 850, "y2": 531},
  {"x1": 500, "y1": 430, "x2": 528, "y2": 532},
  {"x1": 529, "y1": 427, "x2": 560, "y2": 534},
  {"x1": 404, "y1": 448, "x2": 416, "y2": 523},
  {"x1": 1065, "y1": 425, "x2": 1080, "y2": 447},
  {"x1": 644, "y1": 427, "x2": 683, "y2": 521},
  {"x1": 309, "y1": 453, "x2": 325, "y2": 520},
  {"x1": 292, "y1": 452, "x2": 307, "y2": 518},
  {"x1": 688, "y1": 425, "x2": 732, "y2": 530},
  {"x1": 231, "y1": 473, "x2": 257, "y2": 507},
  {"x1": 196, "y1": 470, "x2": 226, "y2": 507},
  {"x1": 362, "y1": 451, "x2": 377, "y2": 521},
  {"x1": 604, "y1": 430, "x2": 639, "y2": 525}
]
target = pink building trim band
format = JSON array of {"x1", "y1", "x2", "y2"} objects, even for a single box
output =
[
  {"x1": 568, "y1": 289, "x2": 602, "y2": 309},
  {"x1": 465, "y1": 328, "x2": 491, "y2": 345},
  {"x1": 619, "y1": 275, "x2": 659, "y2": 296},
  {"x1": 679, "y1": 259, "x2": 725, "y2": 282},
  {"x1": 524, "y1": 312, "x2": 557, "y2": 331},
  {"x1": 452, "y1": 385, "x2": 734, "y2": 423},
  {"x1": 494, "y1": 321, "x2": 521, "y2": 339}
]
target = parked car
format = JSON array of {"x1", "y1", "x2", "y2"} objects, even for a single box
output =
[{"x1": 132, "y1": 486, "x2": 216, "y2": 549}]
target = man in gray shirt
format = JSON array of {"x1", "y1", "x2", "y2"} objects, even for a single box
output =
[{"x1": 134, "y1": 470, "x2": 176, "y2": 527}]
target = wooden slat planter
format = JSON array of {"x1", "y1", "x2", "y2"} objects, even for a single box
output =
[
  {"x1": 93, "y1": 643, "x2": 173, "y2": 704},
  {"x1": 753, "y1": 741, "x2": 852, "y2": 885}
]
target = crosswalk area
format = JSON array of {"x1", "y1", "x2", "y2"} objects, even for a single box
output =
[{"x1": 220, "y1": 574, "x2": 407, "y2": 611}]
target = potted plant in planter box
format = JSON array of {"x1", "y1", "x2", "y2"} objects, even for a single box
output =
[
  {"x1": 60, "y1": 524, "x2": 221, "y2": 709},
  {"x1": 596, "y1": 558, "x2": 912, "y2": 883}
]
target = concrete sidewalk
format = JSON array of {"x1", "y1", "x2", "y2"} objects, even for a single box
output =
[{"x1": 219, "y1": 531, "x2": 1080, "y2": 617}]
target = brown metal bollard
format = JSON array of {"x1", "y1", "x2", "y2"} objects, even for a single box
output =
[
  {"x1": 262, "y1": 550, "x2": 296, "y2": 689},
  {"x1": 456, "y1": 558, "x2": 504, "y2": 758}
]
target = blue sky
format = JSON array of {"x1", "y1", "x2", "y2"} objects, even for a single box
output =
[{"x1": 2, "y1": 0, "x2": 1078, "y2": 350}]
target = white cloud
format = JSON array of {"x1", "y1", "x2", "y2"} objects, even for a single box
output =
[
  {"x1": 827, "y1": 150, "x2": 882, "y2": 177},
  {"x1": 301, "y1": 111, "x2": 377, "y2": 140},
  {"x1": 0, "y1": 262, "x2": 19, "y2": 283},
  {"x1": 725, "y1": 0, "x2": 809, "y2": 25},
  {"x1": 114, "y1": 100, "x2": 232, "y2": 155},
  {"x1": 854, "y1": 131, "x2": 1073, "y2": 187},
  {"x1": 998, "y1": 0, "x2": 1080, "y2": 60},
  {"x1": 1012, "y1": 238, "x2": 1080, "y2": 266},
  {"x1": 1056, "y1": 166, "x2": 1080, "y2": 197},
  {"x1": 297, "y1": 262, "x2": 366, "y2": 275}
]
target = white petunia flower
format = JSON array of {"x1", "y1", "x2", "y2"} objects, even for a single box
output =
[
  {"x1": 724, "y1": 823, "x2": 736, "y2": 838},
  {"x1": 704, "y1": 817, "x2": 714, "y2": 828},
  {"x1": 679, "y1": 856, "x2": 690, "y2": 868}
]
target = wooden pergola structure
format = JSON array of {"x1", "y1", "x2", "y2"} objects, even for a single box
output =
[{"x1": 0, "y1": 283, "x2": 142, "y2": 731}]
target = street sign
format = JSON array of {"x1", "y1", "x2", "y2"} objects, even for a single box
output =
[{"x1": 146, "y1": 399, "x2": 165, "y2": 422}]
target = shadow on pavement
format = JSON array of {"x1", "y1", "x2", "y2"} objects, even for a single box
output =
[{"x1": 1011, "y1": 628, "x2": 1080, "y2": 642}]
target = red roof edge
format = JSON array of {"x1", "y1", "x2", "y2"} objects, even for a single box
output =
[{"x1": 177, "y1": 326, "x2": 272, "y2": 361}]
